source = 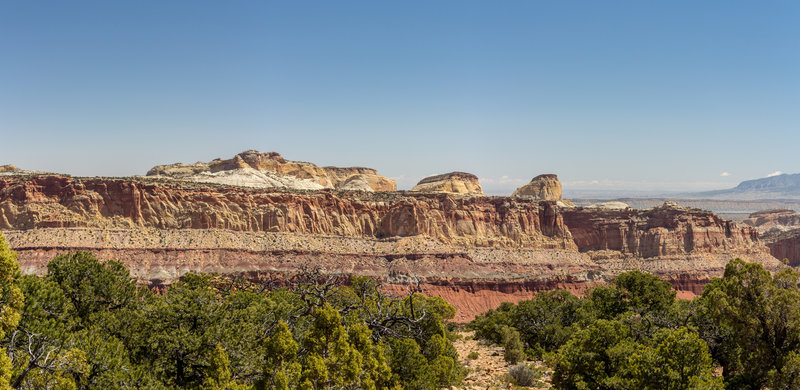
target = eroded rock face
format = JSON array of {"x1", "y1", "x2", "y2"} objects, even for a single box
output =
[
  {"x1": 562, "y1": 202, "x2": 763, "y2": 258},
  {"x1": 146, "y1": 150, "x2": 396, "y2": 192},
  {"x1": 744, "y1": 209, "x2": 800, "y2": 235},
  {"x1": 0, "y1": 175, "x2": 784, "y2": 321},
  {"x1": 0, "y1": 175, "x2": 570, "y2": 248},
  {"x1": 411, "y1": 172, "x2": 484, "y2": 195},
  {"x1": 513, "y1": 174, "x2": 562, "y2": 201},
  {"x1": 762, "y1": 228, "x2": 800, "y2": 266}
]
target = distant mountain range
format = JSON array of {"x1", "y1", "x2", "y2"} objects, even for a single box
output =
[{"x1": 685, "y1": 173, "x2": 800, "y2": 200}]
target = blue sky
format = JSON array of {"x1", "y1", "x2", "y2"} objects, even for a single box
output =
[{"x1": 2, "y1": 1, "x2": 798, "y2": 194}]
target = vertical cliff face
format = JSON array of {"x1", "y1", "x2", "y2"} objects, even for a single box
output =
[
  {"x1": 764, "y1": 229, "x2": 800, "y2": 266},
  {"x1": 562, "y1": 203, "x2": 761, "y2": 258}
]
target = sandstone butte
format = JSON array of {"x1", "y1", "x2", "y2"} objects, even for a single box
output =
[
  {"x1": 512, "y1": 174, "x2": 562, "y2": 201},
  {"x1": 411, "y1": 172, "x2": 485, "y2": 195},
  {"x1": 0, "y1": 175, "x2": 785, "y2": 322}
]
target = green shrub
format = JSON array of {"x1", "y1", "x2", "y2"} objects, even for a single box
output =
[
  {"x1": 467, "y1": 301, "x2": 514, "y2": 345},
  {"x1": 467, "y1": 352, "x2": 479, "y2": 360},
  {"x1": 510, "y1": 289, "x2": 582, "y2": 355},
  {"x1": 500, "y1": 326, "x2": 525, "y2": 364}
]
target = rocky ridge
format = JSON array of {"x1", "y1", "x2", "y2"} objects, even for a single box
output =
[
  {"x1": 0, "y1": 174, "x2": 784, "y2": 320},
  {"x1": 146, "y1": 150, "x2": 396, "y2": 192}
]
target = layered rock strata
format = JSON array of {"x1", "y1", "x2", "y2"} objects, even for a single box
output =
[
  {"x1": 411, "y1": 172, "x2": 484, "y2": 195},
  {"x1": 0, "y1": 175, "x2": 783, "y2": 320}
]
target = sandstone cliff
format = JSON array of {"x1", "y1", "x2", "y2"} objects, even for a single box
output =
[
  {"x1": 563, "y1": 202, "x2": 761, "y2": 257},
  {"x1": 411, "y1": 172, "x2": 484, "y2": 195},
  {"x1": 146, "y1": 150, "x2": 396, "y2": 192},
  {"x1": 0, "y1": 175, "x2": 571, "y2": 248},
  {"x1": 0, "y1": 175, "x2": 783, "y2": 320},
  {"x1": 762, "y1": 228, "x2": 800, "y2": 266}
]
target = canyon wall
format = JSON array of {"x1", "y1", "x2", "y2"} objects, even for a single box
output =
[
  {"x1": 562, "y1": 204, "x2": 761, "y2": 258},
  {"x1": 765, "y1": 229, "x2": 800, "y2": 267},
  {"x1": 0, "y1": 175, "x2": 572, "y2": 248},
  {"x1": 0, "y1": 175, "x2": 783, "y2": 320}
]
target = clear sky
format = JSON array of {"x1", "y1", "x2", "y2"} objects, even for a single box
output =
[{"x1": 2, "y1": 1, "x2": 798, "y2": 195}]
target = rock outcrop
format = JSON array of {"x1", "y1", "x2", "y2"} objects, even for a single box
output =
[
  {"x1": 0, "y1": 175, "x2": 784, "y2": 320},
  {"x1": 743, "y1": 209, "x2": 800, "y2": 235},
  {"x1": 411, "y1": 172, "x2": 484, "y2": 195},
  {"x1": 513, "y1": 174, "x2": 562, "y2": 201},
  {"x1": 764, "y1": 229, "x2": 800, "y2": 266},
  {"x1": 146, "y1": 150, "x2": 396, "y2": 192},
  {"x1": 563, "y1": 202, "x2": 761, "y2": 258},
  {"x1": 741, "y1": 210, "x2": 800, "y2": 265}
]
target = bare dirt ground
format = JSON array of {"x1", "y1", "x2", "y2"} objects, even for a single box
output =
[{"x1": 452, "y1": 331, "x2": 551, "y2": 389}]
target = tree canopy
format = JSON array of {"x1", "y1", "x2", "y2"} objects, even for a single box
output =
[{"x1": 0, "y1": 251, "x2": 464, "y2": 389}]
